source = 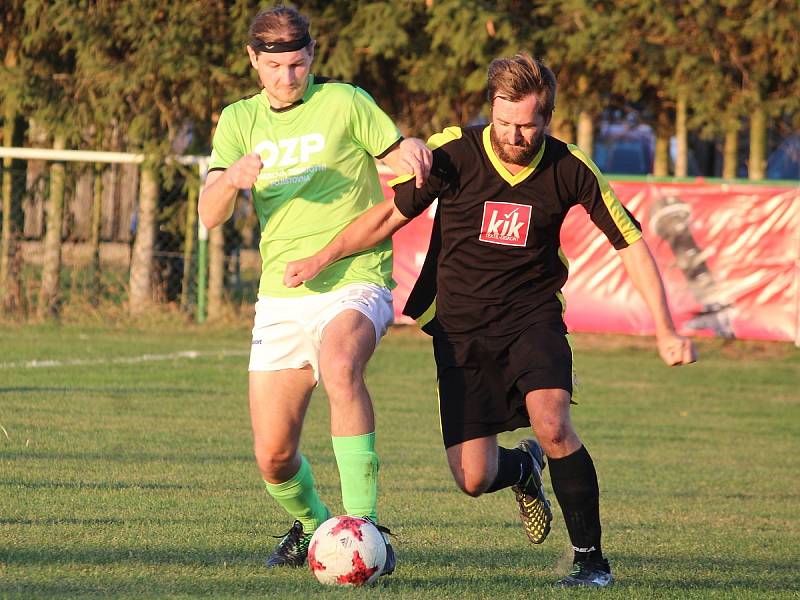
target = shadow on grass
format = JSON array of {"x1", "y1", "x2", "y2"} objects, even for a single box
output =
[
  {"x1": 0, "y1": 386, "x2": 204, "y2": 395},
  {"x1": 0, "y1": 517, "x2": 128, "y2": 526},
  {"x1": 0, "y1": 478, "x2": 192, "y2": 491},
  {"x1": 1, "y1": 546, "x2": 796, "y2": 596},
  {"x1": 0, "y1": 450, "x2": 252, "y2": 463}
]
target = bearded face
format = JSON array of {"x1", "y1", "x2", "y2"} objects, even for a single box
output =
[{"x1": 489, "y1": 95, "x2": 549, "y2": 166}]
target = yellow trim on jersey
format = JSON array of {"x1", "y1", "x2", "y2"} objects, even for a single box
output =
[
  {"x1": 388, "y1": 127, "x2": 463, "y2": 188},
  {"x1": 565, "y1": 333, "x2": 579, "y2": 401},
  {"x1": 415, "y1": 298, "x2": 437, "y2": 329},
  {"x1": 556, "y1": 290, "x2": 566, "y2": 317},
  {"x1": 567, "y1": 144, "x2": 642, "y2": 245},
  {"x1": 482, "y1": 125, "x2": 545, "y2": 186},
  {"x1": 388, "y1": 173, "x2": 414, "y2": 188},
  {"x1": 428, "y1": 126, "x2": 463, "y2": 150},
  {"x1": 436, "y1": 381, "x2": 444, "y2": 439},
  {"x1": 558, "y1": 247, "x2": 569, "y2": 270},
  {"x1": 556, "y1": 248, "x2": 569, "y2": 317}
]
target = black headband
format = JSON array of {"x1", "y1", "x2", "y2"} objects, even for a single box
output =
[{"x1": 250, "y1": 32, "x2": 312, "y2": 53}]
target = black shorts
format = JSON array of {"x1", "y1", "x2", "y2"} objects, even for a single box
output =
[{"x1": 433, "y1": 320, "x2": 574, "y2": 448}]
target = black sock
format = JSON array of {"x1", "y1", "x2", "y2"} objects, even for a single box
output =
[
  {"x1": 485, "y1": 446, "x2": 533, "y2": 493},
  {"x1": 548, "y1": 445, "x2": 603, "y2": 562}
]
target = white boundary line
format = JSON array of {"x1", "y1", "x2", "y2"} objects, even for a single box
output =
[{"x1": 0, "y1": 349, "x2": 249, "y2": 370}]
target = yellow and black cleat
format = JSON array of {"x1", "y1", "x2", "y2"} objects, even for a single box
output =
[{"x1": 511, "y1": 438, "x2": 553, "y2": 544}]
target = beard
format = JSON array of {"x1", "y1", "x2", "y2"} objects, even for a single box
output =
[{"x1": 490, "y1": 127, "x2": 544, "y2": 166}]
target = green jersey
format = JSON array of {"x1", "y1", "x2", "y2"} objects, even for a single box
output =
[{"x1": 209, "y1": 75, "x2": 401, "y2": 297}]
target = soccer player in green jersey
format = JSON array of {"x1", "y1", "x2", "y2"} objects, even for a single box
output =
[
  {"x1": 198, "y1": 6, "x2": 431, "y2": 573},
  {"x1": 284, "y1": 53, "x2": 697, "y2": 587}
]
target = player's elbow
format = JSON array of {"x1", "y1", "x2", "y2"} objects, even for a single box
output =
[
  {"x1": 197, "y1": 203, "x2": 219, "y2": 230},
  {"x1": 198, "y1": 193, "x2": 228, "y2": 230}
]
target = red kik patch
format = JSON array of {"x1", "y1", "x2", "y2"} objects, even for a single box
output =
[
  {"x1": 479, "y1": 201, "x2": 531, "y2": 246},
  {"x1": 307, "y1": 541, "x2": 326, "y2": 572},
  {"x1": 329, "y1": 516, "x2": 366, "y2": 541},
  {"x1": 335, "y1": 550, "x2": 380, "y2": 586}
]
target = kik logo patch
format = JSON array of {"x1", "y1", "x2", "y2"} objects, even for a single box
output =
[{"x1": 479, "y1": 201, "x2": 531, "y2": 246}]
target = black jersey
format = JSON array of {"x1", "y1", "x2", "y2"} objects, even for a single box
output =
[{"x1": 392, "y1": 125, "x2": 642, "y2": 336}]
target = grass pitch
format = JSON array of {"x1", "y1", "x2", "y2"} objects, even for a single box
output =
[{"x1": 1, "y1": 322, "x2": 798, "y2": 598}]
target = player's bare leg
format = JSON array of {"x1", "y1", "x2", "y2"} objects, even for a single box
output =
[
  {"x1": 250, "y1": 367, "x2": 329, "y2": 567},
  {"x1": 250, "y1": 368, "x2": 317, "y2": 482},
  {"x1": 445, "y1": 433, "x2": 551, "y2": 543},
  {"x1": 319, "y1": 309, "x2": 395, "y2": 575},
  {"x1": 525, "y1": 388, "x2": 581, "y2": 458},
  {"x1": 526, "y1": 388, "x2": 612, "y2": 587},
  {"x1": 319, "y1": 309, "x2": 377, "y2": 437},
  {"x1": 445, "y1": 435, "x2": 498, "y2": 497}
]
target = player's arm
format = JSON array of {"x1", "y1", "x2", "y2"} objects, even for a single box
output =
[
  {"x1": 617, "y1": 239, "x2": 697, "y2": 366},
  {"x1": 380, "y1": 138, "x2": 433, "y2": 188},
  {"x1": 283, "y1": 198, "x2": 411, "y2": 288},
  {"x1": 348, "y1": 87, "x2": 432, "y2": 187},
  {"x1": 568, "y1": 143, "x2": 696, "y2": 366},
  {"x1": 198, "y1": 153, "x2": 262, "y2": 229}
]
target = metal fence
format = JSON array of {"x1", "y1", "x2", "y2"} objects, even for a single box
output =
[{"x1": 0, "y1": 147, "x2": 261, "y2": 321}]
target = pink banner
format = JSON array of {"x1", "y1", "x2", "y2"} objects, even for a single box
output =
[{"x1": 382, "y1": 173, "x2": 800, "y2": 343}]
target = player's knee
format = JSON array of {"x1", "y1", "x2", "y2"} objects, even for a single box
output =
[
  {"x1": 537, "y1": 420, "x2": 575, "y2": 453},
  {"x1": 254, "y1": 444, "x2": 295, "y2": 479},
  {"x1": 456, "y1": 471, "x2": 491, "y2": 497},
  {"x1": 320, "y1": 357, "x2": 365, "y2": 399}
]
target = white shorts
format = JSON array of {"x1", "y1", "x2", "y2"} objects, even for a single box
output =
[{"x1": 249, "y1": 283, "x2": 394, "y2": 380}]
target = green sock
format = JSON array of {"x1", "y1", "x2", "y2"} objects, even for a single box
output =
[
  {"x1": 264, "y1": 454, "x2": 330, "y2": 533},
  {"x1": 332, "y1": 432, "x2": 379, "y2": 523}
]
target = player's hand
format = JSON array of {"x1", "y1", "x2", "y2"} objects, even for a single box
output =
[
  {"x1": 283, "y1": 255, "x2": 325, "y2": 288},
  {"x1": 656, "y1": 332, "x2": 697, "y2": 366},
  {"x1": 224, "y1": 152, "x2": 262, "y2": 189},
  {"x1": 398, "y1": 138, "x2": 432, "y2": 188}
]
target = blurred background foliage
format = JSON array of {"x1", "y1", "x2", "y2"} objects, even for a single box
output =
[{"x1": 1, "y1": 0, "x2": 798, "y2": 168}]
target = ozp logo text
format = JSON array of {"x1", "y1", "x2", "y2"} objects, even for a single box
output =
[{"x1": 254, "y1": 133, "x2": 325, "y2": 169}]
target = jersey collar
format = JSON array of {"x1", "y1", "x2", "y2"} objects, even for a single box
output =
[
  {"x1": 482, "y1": 125, "x2": 545, "y2": 186},
  {"x1": 263, "y1": 74, "x2": 315, "y2": 113}
]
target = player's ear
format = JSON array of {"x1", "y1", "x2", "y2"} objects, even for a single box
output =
[
  {"x1": 305, "y1": 39, "x2": 316, "y2": 62},
  {"x1": 246, "y1": 45, "x2": 259, "y2": 70},
  {"x1": 543, "y1": 109, "x2": 553, "y2": 128}
]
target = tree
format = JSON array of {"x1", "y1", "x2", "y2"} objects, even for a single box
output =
[
  {"x1": 37, "y1": 135, "x2": 66, "y2": 317},
  {"x1": 0, "y1": 1, "x2": 27, "y2": 313},
  {"x1": 34, "y1": 0, "x2": 255, "y2": 313}
]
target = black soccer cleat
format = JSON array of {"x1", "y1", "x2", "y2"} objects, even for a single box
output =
[
  {"x1": 266, "y1": 520, "x2": 313, "y2": 567},
  {"x1": 511, "y1": 438, "x2": 553, "y2": 544},
  {"x1": 365, "y1": 518, "x2": 396, "y2": 576},
  {"x1": 556, "y1": 558, "x2": 613, "y2": 587}
]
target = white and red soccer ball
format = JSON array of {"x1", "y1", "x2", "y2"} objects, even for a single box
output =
[{"x1": 308, "y1": 515, "x2": 387, "y2": 586}]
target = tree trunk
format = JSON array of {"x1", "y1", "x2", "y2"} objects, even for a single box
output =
[
  {"x1": 89, "y1": 164, "x2": 103, "y2": 305},
  {"x1": 748, "y1": 104, "x2": 766, "y2": 180},
  {"x1": 128, "y1": 165, "x2": 158, "y2": 314},
  {"x1": 653, "y1": 108, "x2": 671, "y2": 177},
  {"x1": 1, "y1": 38, "x2": 20, "y2": 312},
  {"x1": 180, "y1": 173, "x2": 199, "y2": 313},
  {"x1": 38, "y1": 135, "x2": 67, "y2": 319},
  {"x1": 722, "y1": 122, "x2": 739, "y2": 180},
  {"x1": 549, "y1": 112, "x2": 575, "y2": 144},
  {"x1": 0, "y1": 99, "x2": 16, "y2": 305},
  {"x1": 576, "y1": 111, "x2": 594, "y2": 158},
  {"x1": 207, "y1": 224, "x2": 225, "y2": 320},
  {"x1": 674, "y1": 91, "x2": 688, "y2": 177}
]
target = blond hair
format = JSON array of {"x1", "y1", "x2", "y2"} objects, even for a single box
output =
[{"x1": 487, "y1": 53, "x2": 557, "y2": 117}]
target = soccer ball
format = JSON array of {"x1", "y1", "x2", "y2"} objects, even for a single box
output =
[{"x1": 307, "y1": 515, "x2": 387, "y2": 586}]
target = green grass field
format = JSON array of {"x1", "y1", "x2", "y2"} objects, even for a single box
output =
[{"x1": 1, "y1": 322, "x2": 798, "y2": 598}]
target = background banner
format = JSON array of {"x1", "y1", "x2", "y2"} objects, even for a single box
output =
[{"x1": 383, "y1": 175, "x2": 800, "y2": 343}]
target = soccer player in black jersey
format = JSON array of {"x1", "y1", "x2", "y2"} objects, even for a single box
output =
[{"x1": 283, "y1": 53, "x2": 697, "y2": 587}]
